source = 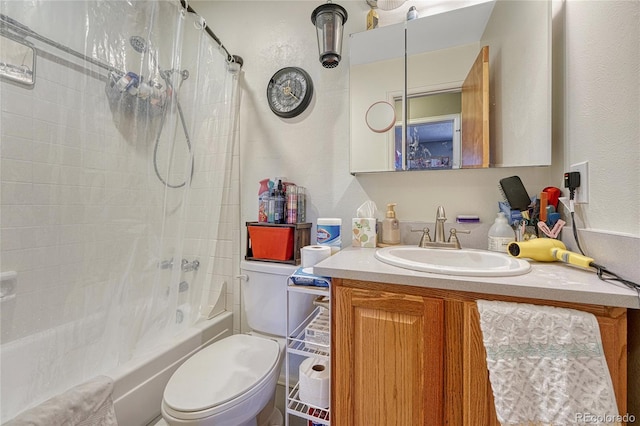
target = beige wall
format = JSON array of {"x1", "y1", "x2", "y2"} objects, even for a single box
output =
[{"x1": 193, "y1": 0, "x2": 639, "y2": 275}]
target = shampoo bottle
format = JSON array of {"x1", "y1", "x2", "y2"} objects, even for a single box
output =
[
  {"x1": 382, "y1": 203, "x2": 401, "y2": 245},
  {"x1": 488, "y1": 212, "x2": 515, "y2": 252}
]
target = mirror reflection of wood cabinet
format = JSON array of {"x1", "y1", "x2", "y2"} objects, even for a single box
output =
[
  {"x1": 348, "y1": 0, "x2": 551, "y2": 174},
  {"x1": 461, "y1": 46, "x2": 490, "y2": 168},
  {"x1": 331, "y1": 278, "x2": 628, "y2": 425}
]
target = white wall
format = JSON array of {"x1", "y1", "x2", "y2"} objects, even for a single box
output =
[
  {"x1": 194, "y1": 0, "x2": 639, "y2": 277},
  {"x1": 565, "y1": 0, "x2": 639, "y2": 235},
  {"x1": 197, "y1": 2, "x2": 556, "y2": 225}
]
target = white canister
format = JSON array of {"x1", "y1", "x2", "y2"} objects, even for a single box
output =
[{"x1": 316, "y1": 218, "x2": 342, "y2": 254}]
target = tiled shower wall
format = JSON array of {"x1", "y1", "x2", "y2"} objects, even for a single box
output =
[{"x1": 0, "y1": 37, "x2": 238, "y2": 345}]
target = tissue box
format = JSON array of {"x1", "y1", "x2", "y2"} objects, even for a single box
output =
[{"x1": 352, "y1": 218, "x2": 377, "y2": 248}]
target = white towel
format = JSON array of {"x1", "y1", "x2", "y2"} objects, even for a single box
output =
[
  {"x1": 5, "y1": 375, "x2": 118, "y2": 426},
  {"x1": 477, "y1": 300, "x2": 619, "y2": 426}
]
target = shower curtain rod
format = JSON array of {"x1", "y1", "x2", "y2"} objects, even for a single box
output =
[
  {"x1": 179, "y1": 0, "x2": 244, "y2": 67},
  {"x1": 0, "y1": 4, "x2": 242, "y2": 76}
]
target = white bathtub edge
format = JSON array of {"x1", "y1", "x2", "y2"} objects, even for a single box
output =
[{"x1": 110, "y1": 311, "x2": 233, "y2": 426}]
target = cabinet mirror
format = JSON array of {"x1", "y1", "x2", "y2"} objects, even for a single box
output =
[{"x1": 349, "y1": 0, "x2": 551, "y2": 174}]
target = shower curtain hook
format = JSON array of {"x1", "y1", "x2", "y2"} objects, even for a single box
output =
[{"x1": 194, "y1": 15, "x2": 206, "y2": 31}]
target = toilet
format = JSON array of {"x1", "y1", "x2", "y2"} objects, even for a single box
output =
[{"x1": 161, "y1": 260, "x2": 315, "y2": 426}]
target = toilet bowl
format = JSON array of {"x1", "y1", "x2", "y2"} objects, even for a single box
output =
[
  {"x1": 161, "y1": 334, "x2": 281, "y2": 426},
  {"x1": 160, "y1": 261, "x2": 315, "y2": 426}
]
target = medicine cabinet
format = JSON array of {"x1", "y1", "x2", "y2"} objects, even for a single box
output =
[{"x1": 349, "y1": 0, "x2": 551, "y2": 174}]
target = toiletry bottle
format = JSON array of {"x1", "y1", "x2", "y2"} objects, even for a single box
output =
[
  {"x1": 258, "y1": 178, "x2": 270, "y2": 222},
  {"x1": 382, "y1": 203, "x2": 401, "y2": 245},
  {"x1": 407, "y1": 6, "x2": 418, "y2": 21},
  {"x1": 286, "y1": 184, "x2": 298, "y2": 224},
  {"x1": 297, "y1": 186, "x2": 306, "y2": 223},
  {"x1": 488, "y1": 212, "x2": 515, "y2": 252},
  {"x1": 267, "y1": 189, "x2": 276, "y2": 223},
  {"x1": 274, "y1": 180, "x2": 285, "y2": 224},
  {"x1": 366, "y1": 6, "x2": 379, "y2": 30}
]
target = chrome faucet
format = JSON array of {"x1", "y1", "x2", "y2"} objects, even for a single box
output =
[
  {"x1": 412, "y1": 206, "x2": 470, "y2": 249},
  {"x1": 434, "y1": 205, "x2": 447, "y2": 243}
]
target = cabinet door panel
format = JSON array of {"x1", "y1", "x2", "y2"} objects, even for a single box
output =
[{"x1": 333, "y1": 287, "x2": 444, "y2": 426}]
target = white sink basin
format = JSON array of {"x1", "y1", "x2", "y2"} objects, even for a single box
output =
[{"x1": 375, "y1": 245, "x2": 531, "y2": 277}]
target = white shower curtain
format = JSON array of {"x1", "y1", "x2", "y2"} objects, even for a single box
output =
[{"x1": 0, "y1": 0, "x2": 240, "y2": 421}]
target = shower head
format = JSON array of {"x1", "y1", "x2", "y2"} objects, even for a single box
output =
[
  {"x1": 129, "y1": 35, "x2": 162, "y2": 76},
  {"x1": 129, "y1": 36, "x2": 148, "y2": 53}
]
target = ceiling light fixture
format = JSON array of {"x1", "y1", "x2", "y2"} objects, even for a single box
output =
[
  {"x1": 366, "y1": 0, "x2": 407, "y2": 11},
  {"x1": 311, "y1": 1, "x2": 348, "y2": 68}
]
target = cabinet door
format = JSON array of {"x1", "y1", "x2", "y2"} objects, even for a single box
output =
[{"x1": 333, "y1": 287, "x2": 444, "y2": 426}]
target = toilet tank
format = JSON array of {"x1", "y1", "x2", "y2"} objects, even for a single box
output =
[{"x1": 240, "y1": 260, "x2": 316, "y2": 337}]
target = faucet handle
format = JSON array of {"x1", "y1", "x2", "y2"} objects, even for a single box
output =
[
  {"x1": 448, "y1": 228, "x2": 470, "y2": 249},
  {"x1": 412, "y1": 227, "x2": 432, "y2": 247}
]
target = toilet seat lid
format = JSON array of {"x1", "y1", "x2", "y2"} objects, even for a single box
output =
[{"x1": 163, "y1": 334, "x2": 280, "y2": 413}]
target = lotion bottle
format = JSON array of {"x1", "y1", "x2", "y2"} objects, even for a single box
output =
[{"x1": 382, "y1": 203, "x2": 401, "y2": 245}]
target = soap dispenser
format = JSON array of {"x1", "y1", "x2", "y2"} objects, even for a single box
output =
[{"x1": 382, "y1": 203, "x2": 401, "y2": 245}]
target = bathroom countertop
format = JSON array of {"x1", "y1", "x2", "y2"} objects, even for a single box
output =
[{"x1": 313, "y1": 247, "x2": 640, "y2": 309}]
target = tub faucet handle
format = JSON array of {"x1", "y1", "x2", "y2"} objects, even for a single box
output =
[{"x1": 181, "y1": 259, "x2": 200, "y2": 272}]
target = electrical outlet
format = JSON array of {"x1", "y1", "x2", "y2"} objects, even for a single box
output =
[{"x1": 570, "y1": 161, "x2": 589, "y2": 204}]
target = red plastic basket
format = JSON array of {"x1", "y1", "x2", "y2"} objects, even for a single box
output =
[{"x1": 248, "y1": 226, "x2": 294, "y2": 261}]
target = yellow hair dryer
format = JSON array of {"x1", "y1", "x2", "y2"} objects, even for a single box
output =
[{"x1": 507, "y1": 239, "x2": 594, "y2": 268}]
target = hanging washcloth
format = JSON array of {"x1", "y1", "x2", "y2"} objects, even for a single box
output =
[{"x1": 477, "y1": 300, "x2": 620, "y2": 426}]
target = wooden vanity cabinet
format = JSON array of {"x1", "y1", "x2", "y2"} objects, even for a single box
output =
[{"x1": 331, "y1": 278, "x2": 628, "y2": 426}]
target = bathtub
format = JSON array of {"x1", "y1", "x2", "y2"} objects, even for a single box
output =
[{"x1": 109, "y1": 311, "x2": 233, "y2": 426}]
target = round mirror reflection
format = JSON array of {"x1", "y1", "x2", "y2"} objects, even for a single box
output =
[{"x1": 365, "y1": 101, "x2": 396, "y2": 133}]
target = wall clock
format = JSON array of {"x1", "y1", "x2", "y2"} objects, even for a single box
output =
[{"x1": 266, "y1": 67, "x2": 314, "y2": 118}]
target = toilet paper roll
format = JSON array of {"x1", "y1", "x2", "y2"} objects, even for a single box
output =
[
  {"x1": 301, "y1": 245, "x2": 332, "y2": 268},
  {"x1": 299, "y1": 357, "x2": 330, "y2": 408}
]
